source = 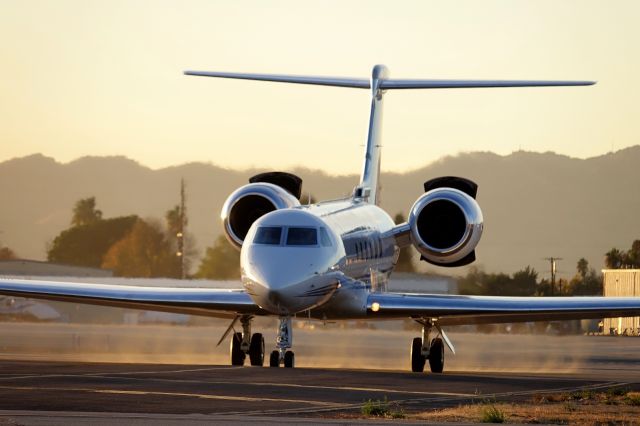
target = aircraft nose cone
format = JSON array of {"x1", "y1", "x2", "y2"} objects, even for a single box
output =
[
  {"x1": 243, "y1": 249, "x2": 338, "y2": 314},
  {"x1": 240, "y1": 208, "x2": 344, "y2": 314}
]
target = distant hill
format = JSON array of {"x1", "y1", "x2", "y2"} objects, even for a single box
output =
[{"x1": 1, "y1": 147, "x2": 639, "y2": 277}]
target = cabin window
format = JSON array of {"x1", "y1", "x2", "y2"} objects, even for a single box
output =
[
  {"x1": 254, "y1": 227, "x2": 282, "y2": 245},
  {"x1": 319, "y1": 227, "x2": 332, "y2": 247},
  {"x1": 286, "y1": 227, "x2": 318, "y2": 246}
]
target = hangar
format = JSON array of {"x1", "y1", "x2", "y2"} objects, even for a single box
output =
[{"x1": 603, "y1": 269, "x2": 640, "y2": 335}]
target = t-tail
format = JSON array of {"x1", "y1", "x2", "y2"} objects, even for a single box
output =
[{"x1": 185, "y1": 65, "x2": 595, "y2": 205}]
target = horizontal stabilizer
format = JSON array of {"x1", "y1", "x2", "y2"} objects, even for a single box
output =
[
  {"x1": 379, "y1": 79, "x2": 595, "y2": 89},
  {"x1": 184, "y1": 70, "x2": 369, "y2": 88},
  {"x1": 185, "y1": 70, "x2": 595, "y2": 90}
]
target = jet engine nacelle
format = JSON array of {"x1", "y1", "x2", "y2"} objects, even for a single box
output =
[
  {"x1": 408, "y1": 187, "x2": 483, "y2": 267},
  {"x1": 221, "y1": 182, "x2": 300, "y2": 249}
]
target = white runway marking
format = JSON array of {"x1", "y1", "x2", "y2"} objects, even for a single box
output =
[
  {"x1": 0, "y1": 366, "x2": 237, "y2": 381},
  {"x1": 215, "y1": 381, "x2": 631, "y2": 416},
  {"x1": 1, "y1": 370, "x2": 476, "y2": 397},
  {"x1": 0, "y1": 385, "x2": 348, "y2": 407}
]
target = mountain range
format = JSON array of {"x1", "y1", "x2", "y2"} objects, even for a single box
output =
[{"x1": 1, "y1": 147, "x2": 639, "y2": 277}]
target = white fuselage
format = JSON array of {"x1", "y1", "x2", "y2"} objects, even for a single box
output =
[{"x1": 241, "y1": 198, "x2": 397, "y2": 317}]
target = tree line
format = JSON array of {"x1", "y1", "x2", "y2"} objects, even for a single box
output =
[
  {"x1": 605, "y1": 240, "x2": 640, "y2": 269},
  {"x1": 458, "y1": 259, "x2": 603, "y2": 297},
  {"x1": 46, "y1": 197, "x2": 191, "y2": 278},
  {"x1": 1, "y1": 200, "x2": 637, "y2": 288}
]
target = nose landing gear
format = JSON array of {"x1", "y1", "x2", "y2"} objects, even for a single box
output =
[
  {"x1": 270, "y1": 316, "x2": 295, "y2": 368},
  {"x1": 226, "y1": 315, "x2": 295, "y2": 368}
]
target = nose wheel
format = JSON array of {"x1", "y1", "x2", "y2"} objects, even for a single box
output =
[
  {"x1": 270, "y1": 349, "x2": 295, "y2": 367},
  {"x1": 270, "y1": 316, "x2": 295, "y2": 368}
]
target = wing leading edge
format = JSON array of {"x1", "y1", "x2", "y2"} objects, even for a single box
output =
[
  {"x1": 0, "y1": 278, "x2": 264, "y2": 319},
  {"x1": 367, "y1": 292, "x2": 640, "y2": 326}
]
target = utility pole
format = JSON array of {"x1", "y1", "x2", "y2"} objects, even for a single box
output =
[
  {"x1": 544, "y1": 257, "x2": 562, "y2": 296},
  {"x1": 176, "y1": 179, "x2": 187, "y2": 279}
]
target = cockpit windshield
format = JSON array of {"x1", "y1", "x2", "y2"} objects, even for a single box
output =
[
  {"x1": 254, "y1": 227, "x2": 282, "y2": 245},
  {"x1": 319, "y1": 227, "x2": 332, "y2": 247},
  {"x1": 286, "y1": 227, "x2": 317, "y2": 246}
]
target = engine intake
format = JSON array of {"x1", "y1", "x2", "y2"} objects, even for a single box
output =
[
  {"x1": 221, "y1": 183, "x2": 300, "y2": 249},
  {"x1": 408, "y1": 187, "x2": 483, "y2": 267}
]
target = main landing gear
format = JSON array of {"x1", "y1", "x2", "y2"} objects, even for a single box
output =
[
  {"x1": 230, "y1": 315, "x2": 265, "y2": 366},
  {"x1": 270, "y1": 316, "x2": 294, "y2": 368},
  {"x1": 228, "y1": 315, "x2": 295, "y2": 368},
  {"x1": 410, "y1": 321, "x2": 445, "y2": 373}
]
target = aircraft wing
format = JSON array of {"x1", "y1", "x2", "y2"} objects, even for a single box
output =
[
  {"x1": 0, "y1": 278, "x2": 265, "y2": 319},
  {"x1": 367, "y1": 293, "x2": 640, "y2": 326}
]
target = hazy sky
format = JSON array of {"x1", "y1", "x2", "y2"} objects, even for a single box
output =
[{"x1": 1, "y1": 0, "x2": 638, "y2": 175}]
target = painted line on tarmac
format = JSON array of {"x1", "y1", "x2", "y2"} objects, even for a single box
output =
[
  {"x1": 0, "y1": 385, "x2": 348, "y2": 407},
  {"x1": 0, "y1": 366, "x2": 238, "y2": 381},
  {"x1": 0, "y1": 370, "x2": 476, "y2": 398},
  {"x1": 215, "y1": 381, "x2": 631, "y2": 416},
  {"x1": 72, "y1": 374, "x2": 477, "y2": 398}
]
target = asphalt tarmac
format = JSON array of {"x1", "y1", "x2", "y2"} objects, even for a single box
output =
[
  {"x1": 0, "y1": 360, "x2": 632, "y2": 423},
  {"x1": 1, "y1": 322, "x2": 640, "y2": 424}
]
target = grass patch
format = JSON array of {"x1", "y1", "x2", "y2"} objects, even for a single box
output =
[
  {"x1": 607, "y1": 386, "x2": 630, "y2": 397},
  {"x1": 570, "y1": 389, "x2": 596, "y2": 401},
  {"x1": 563, "y1": 401, "x2": 578, "y2": 412},
  {"x1": 626, "y1": 392, "x2": 640, "y2": 406},
  {"x1": 416, "y1": 390, "x2": 640, "y2": 425},
  {"x1": 480, "y1": 404, "x2": 506, "y2": 423},
  {"x1": 361, "y1": 397, "x2": 405, "y2": 418},
  {"x1": 361, "y1": 398, "x2": 389, "y2": 417},
  {"x1": 417, "y1": 400, "x2": 640, "y2": 424}
]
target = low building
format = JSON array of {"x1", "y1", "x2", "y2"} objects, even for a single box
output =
[
  {"x1": 603, "y1": 269, "x2": 640, "y2": 335},
  {"x1": 0, "y1": 259, "x2": 112, "y2": 323},
  {"x1": 388, "y1": 272, "x2": 458, "y2": 294},
  {"x1": 0, "y1": 259, "x2": 112, "y2": 277}
]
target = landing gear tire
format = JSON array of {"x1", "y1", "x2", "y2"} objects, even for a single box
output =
[
  {"x1": 428, "y1": 337, "x2": 445, "y2": 373},
  {"x1": 249, "y1": 333, "x2": 265, "y2": 366},
  {"x1": 230, "y1": 332, "x2": 245, "y2": 366},
  {"x1": 410, "y1": 337, "x2": 426, "y2": 373},
  {"x1": 269, "y1": 350, "x2": 280, "y2": 367},
  {"x1": 284, "y1": 350, "x2": 295, "y2": 368}
]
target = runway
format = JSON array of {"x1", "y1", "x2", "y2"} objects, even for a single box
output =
[{"x1": 2, "y1": 322, "x2": 640, "y2": 424}]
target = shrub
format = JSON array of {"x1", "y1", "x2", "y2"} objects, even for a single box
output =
[
  {"x1": 607, "y1": 386, "x2": 630, "y2": 397},
  {"x1": 480, "y1": 405, "x2": 506, "y2": 423},
  {"x1": 361, "y1": 398, "x2": 391, "y2": 417},
  {"x1": 361, "y1": 397, "x2": 405, "y2": 418},
  {"x1": 626, "y1": 393, "x2": 640, "y2": 406},
  {"x1": 570, "y1": 389, "x2": 595, "y2": 400}
]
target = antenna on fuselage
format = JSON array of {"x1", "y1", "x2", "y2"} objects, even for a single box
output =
[{"x1": 184, "y1": 66, "x2": 595, "y2": 205}]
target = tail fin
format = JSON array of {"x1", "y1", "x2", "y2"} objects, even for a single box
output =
[{"x1": 185, "y1": 66, "x2": 595, "y2": 205}]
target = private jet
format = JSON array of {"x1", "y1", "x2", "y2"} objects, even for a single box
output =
[{"x1": 2, "y1": 65, "x2": 639, "y2": 373}]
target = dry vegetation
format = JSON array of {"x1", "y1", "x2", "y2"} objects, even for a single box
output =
[{"x1": 412, "y1": 388, "x2": 640, "y2": 424}]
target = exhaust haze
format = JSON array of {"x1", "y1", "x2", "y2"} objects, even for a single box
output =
[{"x1": 0, "y1": 319, "x2": 631, "y2": 375}]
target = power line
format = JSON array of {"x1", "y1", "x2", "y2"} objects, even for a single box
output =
[
  {"x1": 544, "y1": 257, "x2": 563, "y2": 296},
  {"x1": 176, "y1": 178, "x2": 187, "y2": 279}
]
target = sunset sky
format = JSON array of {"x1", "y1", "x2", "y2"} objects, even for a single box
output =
[{"x1": 1, "y1": 0, "x2": 638, "y2": 175}]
